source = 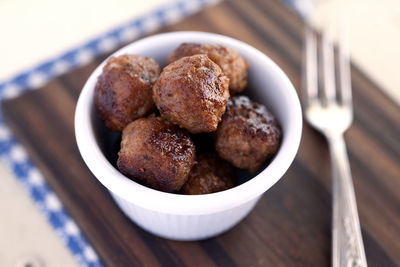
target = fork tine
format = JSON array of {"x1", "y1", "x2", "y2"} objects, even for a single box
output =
[
  {"x1": 302, "y1": 26, "x2": 318, "y2": 107},
  {"x1": 321, "y1": 31, "x2": 336, "y2": 104},
  {"x1": 338, "y1": 26, "x2": 352, "y2": 107}
]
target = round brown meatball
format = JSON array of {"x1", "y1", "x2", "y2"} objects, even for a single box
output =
[
  {"x1": 94, "y1": 54, "x2": 160, "y2": 131},
  {"x1": 181, "y1": 153, "x2": 235, "y2": 195},
  {"x1": 167, "y1": 43, "x2": 248, "y2": 94},
  {"x1": 117, "y1": 115, "x2": 196, "y2": 192},
  {"x1": 215, "y1": 96, "x2": 281, "y2": 173},
  {"x1": 153, "y1": 54, "x2": 229, "y2": 134}
]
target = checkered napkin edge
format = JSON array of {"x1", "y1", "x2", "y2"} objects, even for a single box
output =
[{"x1": 0, "y1": 0, "x2": 220, "y2": 266}]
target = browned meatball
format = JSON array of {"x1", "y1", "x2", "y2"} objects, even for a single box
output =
[
  {"x1": 117, "y1": 115, "x2": 196, "y2": 192},
  {"x1": 181, "y1": 153, "x2": 235, "y2": 195},
  {"x1": 167, "y1": 43, "x2": 248, "y2": 94},
  {"x1": 94, "y1": 54, "x2": 160, "y2": 131},
  {"x1": 215, "y1": 96, "x2": 281, "y2": 173},
  {"x1": 153, "y1": 54, "x2": 229, "y2": 134}
]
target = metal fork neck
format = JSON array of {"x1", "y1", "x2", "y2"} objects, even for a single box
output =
[{"x1": 328, "y1": 135, "x2": 368, "y2": 267}]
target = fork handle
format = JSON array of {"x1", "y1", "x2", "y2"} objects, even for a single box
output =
[{"x1": 328, "y1": 134, "x2": 368, "y2": 267}]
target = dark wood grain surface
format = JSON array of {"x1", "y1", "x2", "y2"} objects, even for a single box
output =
[{"x1": 3, "y1": 0, "x2": 400, "y2": 266}]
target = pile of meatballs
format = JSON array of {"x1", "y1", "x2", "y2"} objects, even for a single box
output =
[{"x1": 94, "y1": 43, "x2": 281, "y2": 194}]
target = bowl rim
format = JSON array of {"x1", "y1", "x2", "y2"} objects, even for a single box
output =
[{"x1": 75, "y1": 31, "x2": 302, "y2": 215}]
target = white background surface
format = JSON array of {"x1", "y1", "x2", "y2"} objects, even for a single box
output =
[
  {"x1": 0, "y1": 165, "x2": 77, "y2": 267},
  {"x1": 0, "y1": 0, "x2": 399, "y2": 266},
  {"x1": 313, "y1": 0, "x2": 400, "y2": 104}
]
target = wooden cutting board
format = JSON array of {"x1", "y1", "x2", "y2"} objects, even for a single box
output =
[{"x1": 3, "y1": 0, "x2": 400, "y2": 266}]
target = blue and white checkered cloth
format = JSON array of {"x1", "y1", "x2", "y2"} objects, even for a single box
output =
[{"x1": 0, "y1": 0, "x2": 306, "y2": 266}]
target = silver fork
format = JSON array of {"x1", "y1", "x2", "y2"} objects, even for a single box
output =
[{"x1": 302, "y1": 27, "x2": 368, "y2": 267}]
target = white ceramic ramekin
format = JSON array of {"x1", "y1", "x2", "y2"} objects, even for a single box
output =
[{"x1": 75, "y1": 31, "x2": 302, "y2": 241}]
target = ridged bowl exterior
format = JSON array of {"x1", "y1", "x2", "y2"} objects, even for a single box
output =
[{"x1": 111, "y1": 191, "x2": 261, "y2": 240}]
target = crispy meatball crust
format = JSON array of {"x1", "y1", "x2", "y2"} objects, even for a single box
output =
[
  {"x1": 94, "y1": 54, "x2": 160, "y2": 131},
  {"x1": 167, "y1": 43, "x2": 248, "y2": 94},
  {"x1": 215, "y1": 96, "x2": 281, "y2": 173},
  {"x1": 181, "y1": 153, "x2": 235, "y2": 195},
  {"x1": 153, "y1": 54, "x2": 229, "y2": 134},
  {"x1": 117, "y1": 116, "x2": 196, "y2": 192}
]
